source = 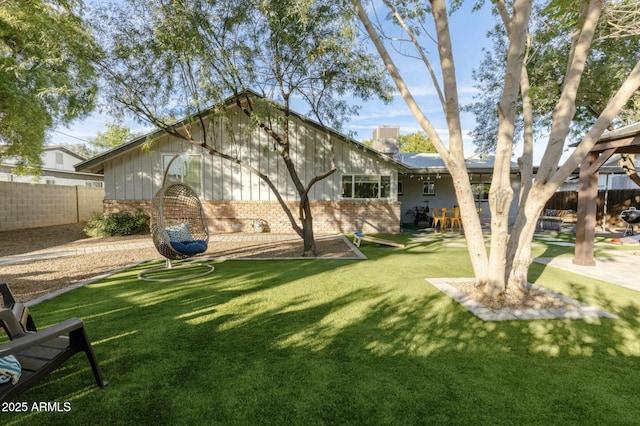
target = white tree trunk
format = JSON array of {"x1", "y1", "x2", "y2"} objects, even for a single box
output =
[
  {"x1": 352, "y1": 0, "x2": 490, "y2": 282},
  {"x1": 483, "y1": 0, "x2": 533, "y2": 297},
  {"x1": 505, "y1": 186, "x2": 550, "y2": 295}
]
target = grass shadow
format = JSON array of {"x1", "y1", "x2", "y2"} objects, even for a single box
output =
[{"x1": 3, "y1": 236, "x2": 640, "y2": 425}]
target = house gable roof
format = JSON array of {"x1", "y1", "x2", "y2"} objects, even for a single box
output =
[
  {"x1": 75, "y1": 91, "x2": 408, "y2": 174},
  {"x1": 43, "y1": 145, "x2": 87, "y2": 162}
]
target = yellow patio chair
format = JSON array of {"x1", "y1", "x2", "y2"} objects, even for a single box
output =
[
  {"x1": 432, "y1": 208, "x2": 449, "y2": 231},
  {"x1": 450, "y1": 207, "x2": 462, "y2": 230}
]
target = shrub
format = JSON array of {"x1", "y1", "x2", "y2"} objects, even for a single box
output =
[{"x1": 84, "y1": 209, "x2": 150, "y2": 237}]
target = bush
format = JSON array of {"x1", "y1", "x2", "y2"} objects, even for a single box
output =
[{"x1": 84, "y1": 209, "x2": 150, "y2": 237}]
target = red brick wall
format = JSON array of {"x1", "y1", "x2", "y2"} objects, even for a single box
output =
[{"x1": 104, "y1": 199, "x2": 401, "y2": 234}]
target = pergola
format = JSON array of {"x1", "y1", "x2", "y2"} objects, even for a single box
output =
[{"x1": 574, "y1": 122, "x2": 640, "y2": 266}]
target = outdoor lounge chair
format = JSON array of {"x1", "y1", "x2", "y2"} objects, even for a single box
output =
[{"x1": 0, "y1": 284, "x2": 107, "y2": 401}]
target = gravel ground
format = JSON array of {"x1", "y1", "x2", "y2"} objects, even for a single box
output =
[
  {"x1": 1, "y1": 224, "x2": 571, "y2": 310},
  {"x1": 0, "y1": 224, "x2": 358, "y2": 302}
]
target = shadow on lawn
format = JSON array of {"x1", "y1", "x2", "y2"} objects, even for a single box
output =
[{"x1": 7, "y1": 241, "x2": 640, "y2": 425}]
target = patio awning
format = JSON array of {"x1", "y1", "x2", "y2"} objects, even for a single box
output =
[{"x1": 574, "y1": 122, "x2": 640, "y2": 266}]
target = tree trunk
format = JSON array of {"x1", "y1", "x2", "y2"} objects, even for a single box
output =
[
  {"x1": 482, "y1": 0, "x2": 533, "y2": 297},
  {"x1": 301, "y1": 199, "x2": 316, "y2": 257},
  {"x1": 504, "y1": 188, "x2": 547, "y2": 296},
  {"x1": 449, "y1": 165, "x2": 489, "y2": 283},
  {"x1": 353, "y1": 0, "x2": 490, "y2": 282}
]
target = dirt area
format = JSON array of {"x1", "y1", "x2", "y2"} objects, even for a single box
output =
[
  {"x1": 446, "y1": 279, "x2": 572, "y2": 310},
  {"x1": 0, "y1": 224, "x2": 358, "y2": 302},
  {"x1": 1, "y1": 224, "x2": 570, "y2": 310}
]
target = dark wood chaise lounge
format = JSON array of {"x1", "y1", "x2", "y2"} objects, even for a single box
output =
[{"x1": 0, "y1": 284, "x2": 107, "y2": 401}]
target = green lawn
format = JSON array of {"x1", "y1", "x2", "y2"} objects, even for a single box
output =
[{"x1": 4, "y1": 234, "x2": 640, "y2": 425}]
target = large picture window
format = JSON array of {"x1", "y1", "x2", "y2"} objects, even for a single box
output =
[
  {"x1": 341, "y1": 174, "x2": 391, "y2": 199},
  {"x1": 162, "y1": 154, "x2": 202, "y2": 195}
]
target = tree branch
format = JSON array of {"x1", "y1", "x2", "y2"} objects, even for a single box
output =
[
  {"x1": 381, "y1": 0, "x2": 446, "y2": 110},
  {"x1": 536, "y1": 0, "x2": 603, "y2": 183},
  {"x1": 351, "y1": 0, "x2": 448, "y2": 157}
]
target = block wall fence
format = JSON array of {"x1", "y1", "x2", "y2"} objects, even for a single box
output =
[
  {"x1": 104, "y1": 199, "x2": 402, "y2": 234},
  {"x1": 0, "y1": 182, "x2": 105, "y2": 231}
]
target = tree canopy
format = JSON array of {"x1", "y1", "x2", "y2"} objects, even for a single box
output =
[
  {"x1": 466, "y1": 0, "x2": 640, "y2": 154},
  {"x1": 87, "y1": 121, "x2": 141, "y2": 153},
  {"x1": 399, "y1": 131, "x2": 437, "y2": 153},
  {"x1": 0, "y1": 0, "x2": 98, "y2": 173}
]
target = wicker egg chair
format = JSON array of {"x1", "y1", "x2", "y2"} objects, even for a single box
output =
[
  {"x1": 137, "y1": 155, "x2": 214, "y2": 282},
  {"x1": 151, "y1": 182, "x2": 209, "y2": 261}
]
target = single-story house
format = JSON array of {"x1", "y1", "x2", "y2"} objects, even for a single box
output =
[{"x1": 75, "y1": 93, "x2": 520, "y2": 234}]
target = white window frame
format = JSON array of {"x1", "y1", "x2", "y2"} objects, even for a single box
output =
[
  {"x1": 341, "y1": 174, "x2": 391, "y2": 199},
  {"x1": 162, "y1": 153, "x2": 203, "y2": 196},
  {"x1": 422, "y1": 181, "x2": 435, "y2": 196}
]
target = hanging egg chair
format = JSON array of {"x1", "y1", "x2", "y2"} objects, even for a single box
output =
[
  {"x1": 138, "y1": 155, "x2": 214, "y2": 282},
  {"x1": 150, "y1": 182, "x2": 209, "y2": 261}
]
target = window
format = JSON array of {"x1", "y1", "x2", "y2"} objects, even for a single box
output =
[
  {"x1": 162, "y1": 154, "x2": 202, "y2": 195},
  {"x1": 85, "y1": 181, "x2": 103, "y2": 188},
  {"x1": 397, "y1": 181, "x2": 404, "y2": 196},
  {"x1": 55, "y1": 152, "x2": 64, "y2": 169},
  {"x1": 341, "y1": 174, "x2": 391, "y2": 199},
  {"x1": 422, "y1": 181, "x2": 435, "y2": 195},
  {"x1": 472, "y1": 183, "x2": 490, "y2": 201}
]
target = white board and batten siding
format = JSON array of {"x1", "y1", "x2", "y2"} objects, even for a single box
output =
[{"x1": 103, "y1": 107, "x2": 399, "y2": 202}]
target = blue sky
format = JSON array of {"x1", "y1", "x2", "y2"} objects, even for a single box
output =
[{"x1": 53, "y1": 2, "x2": 527, "y2": 161}]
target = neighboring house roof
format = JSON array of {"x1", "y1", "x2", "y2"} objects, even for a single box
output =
[
  {"x1": 42, "y1": 145, "x2": 87, "y2": 163},
  {"x1": 1, "y1": 145, "x2": 86, "y2": 168},
  {"x1": 395, "y1": 152, "x2": 518, "y2": 174},
  {"x1": 1, "y1": 144, "x2": 103, "y2": 183},
  {"x1": 75, "y1": 90, "x2": 409, "y2": 174}
]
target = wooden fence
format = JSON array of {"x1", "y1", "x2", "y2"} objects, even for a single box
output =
[{"x1": 545, "y1": 189, "x2": 640, "y2": 227}]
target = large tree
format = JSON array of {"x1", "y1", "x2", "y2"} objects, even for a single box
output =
[
  {"x1": 92, "y1": 0, "x2": 391, "y2": 256},
  {"x1": 87, "y1": 121, "x2": 141, "y2": 154},
  {"x1": 354, "y1": 0, "x2": 640, "y2": 298},
  {"x1": 0, "y1": 0, "x2": 98, "y2": 173},
  {"x1": 466, "y1": 1, "x2": 640, "y2": 151},
  {"x1": 468, "y1": 1, "x2": 640, "y2": 192},
  {"x1": 399, "y1": 132, "x2": 437, "y2": 153}
]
